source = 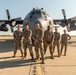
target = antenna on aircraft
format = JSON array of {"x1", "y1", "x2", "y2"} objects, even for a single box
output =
[
  {"x1": 37, "y1": 7, "x2": 38, "y2": 9},
  {"x1": 33, "y1": 8, "x2": 35, "y2": 10},
  {"x1": 41, "y1": 8, "x2": 43, "y2": 10}
]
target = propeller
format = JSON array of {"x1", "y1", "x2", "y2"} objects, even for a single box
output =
[
  {"x1": 62, "y1": 9, "x2": 66, "y2": 19},
  {"x1": 6, "y1": 9, "x2": 21, "y2": 32}
]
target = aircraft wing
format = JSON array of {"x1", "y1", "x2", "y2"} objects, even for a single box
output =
[
  {"x1": 53, "y1": 19, "x2": 68, "y2": 27},
  {"x1": 68, "y1": 16, "x2": 76, "y2": 22},
  {"x1": 0, "y1": 20, "x2": 23, "y2": 24},
  {"x1": 53, "y1": 16, "x2": 76, "y2": 32},
  {"x1": 54, "y1": 16, "x2": 76, "y2": 24}
]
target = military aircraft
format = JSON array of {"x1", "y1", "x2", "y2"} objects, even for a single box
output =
[{"x1": 0, "y1": 8, "x2": 76, "y2": 32}]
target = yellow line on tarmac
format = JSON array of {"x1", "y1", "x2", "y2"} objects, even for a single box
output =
[{"x1": 36, "y1": 64, "x2": 42, "y2": 75}]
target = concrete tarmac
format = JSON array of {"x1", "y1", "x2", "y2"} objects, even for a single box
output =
[{"x1": 0, "y1": 36, "x2": 76, "y2": 75}]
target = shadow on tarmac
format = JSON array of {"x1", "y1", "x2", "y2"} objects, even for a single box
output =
[
  {"x1": 0, "y1": 40, "x2": 14, "y2": 53},
  {"x1": 0, "y1": 58, "x2": 40, "y2": 69},
  {"x1": 68, "y1": 41, "x2": 76, "y2": 47}
]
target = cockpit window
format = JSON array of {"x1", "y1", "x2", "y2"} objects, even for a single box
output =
[
  {"x1": 35, "y1": 11, "x2": 41, "y2": 14},
  {"x1": 31, "y1": 11, "x2": 35, "y2": 15},
  {"x1": 42, "y1": 11, "x2": 46, "y2": 15},
  {"x1": 31, "y1": 11, "x2": 41, "y2": 16},
  {"x1": 42, "y1": 11, "x2": 50, "y2": 17}
]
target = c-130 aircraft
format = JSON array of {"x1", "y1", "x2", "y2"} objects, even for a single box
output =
[{"x1": 0, "y1": 8, "x2": 76, "y2": 32}]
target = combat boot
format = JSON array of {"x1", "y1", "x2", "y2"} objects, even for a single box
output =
[
  {"x1": 60, "y1": 49, "x2": 63, "y2": 56},
  {"x1": 21, "y1": 52, "x2": 23, "y2": 57},
  {"x1": 64, "y1": 53, "x2": 66, "y2": 56},
  {"x1": 22, "y1": 57, "x2": 26, "y2": 60},
  {"x1": 37, "y1": 56, "x2": 40, "y2": 61},
  {"x1": 58, "y1": 55, "x2": 60, "y2": 57},
  {"x1": 22, "y1": 56, "x2": 26, "y2": 60},
  {"x1": 13, "y1": 55, "x2": 15, "y2": 57},
  {"x1": 51, "y1": 56, "x2": 54, "y2": 59},
  {"x1": 58, "y1": 52, "x2": 60, "y2": 57},
  {"x1": 13, "y1": 54, "x2": 16, "y2": 57},
  {"x1": 13, "y1": 51, "x2": 16, "y2": 57},
  {"x1": 41, "y1": 60, "x2": 45, "y2": 64},
  {"x1": 31, "y1": 56, "x2": 34, "y2": 61}
]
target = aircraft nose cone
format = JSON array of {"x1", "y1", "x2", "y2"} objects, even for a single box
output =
[{"x1": 28, "y1": 19, "x2": 42, "y2": 31}]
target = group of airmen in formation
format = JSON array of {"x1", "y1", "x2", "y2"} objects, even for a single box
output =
[{"x1": 13, "y1": 23, "x2": 71, "y2": 64}]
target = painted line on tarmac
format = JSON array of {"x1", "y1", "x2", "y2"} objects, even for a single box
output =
[{"x1": 36, "y1": 64, "x2": 42, "y2": 75}]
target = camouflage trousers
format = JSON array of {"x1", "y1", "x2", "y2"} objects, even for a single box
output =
[
  {"x1": 60, "y1": 42, "x2": 67, "y2": 55},
  {"x1": 13, "y1": 42, "x2": 23, "y2": 56},
  {"x1": 53, "y1": 41, "x2": 60, "y2": 56},
  {"x1": 44, "y1": 42, "x2": 53, "y2": 57},
  {"x1": 23, "y1": 43, "x2": 33, "y2": 58},
  {"x1": 34, "y1": 42, "x2": 44, "y2": 62}
]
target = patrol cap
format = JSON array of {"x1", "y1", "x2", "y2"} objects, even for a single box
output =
[
  {"x1": 17, "y1": 25, "x2": 21, "y2": 28},
  {"x1": 35, "y1": 23, "x2": 40, "y2": 26},
  {"x1": 63, "y1": 29, "x2": 66, "y2": 32},
  {"x1": 25, "y1": 24, "x2": 28, "y2": 26},
  {"x1": 55, "y1": 27, "x2": 58, "y2": 30},
  {"x1": 47, "y1": 25, "x2": 52, "y2": 28}
]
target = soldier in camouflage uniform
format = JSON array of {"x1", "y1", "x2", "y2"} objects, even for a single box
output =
[
  {"x1": 53, "y1": 28, "x2": 60, "y2": 57},
  {"x1": 43, "y1": 26, "x2": 54, "y2": 59},
  {"x1": 22, "y1": 25, "x2": 34, "y2": 60},
  {"x1": 13, "y1": 25, "x2": 23, "y2": 57},
  {"x1": 60, "y1": 30, "x2": 71, "y2": 56},
  {"x1": 32, "y1": 23, "x2": 44, "y2": 64}
]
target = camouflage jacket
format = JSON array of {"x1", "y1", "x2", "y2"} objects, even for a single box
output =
[
  {"x1": 43, "y1": 30, "x2": 53, "y2": 43},
  {"x1": 61, "y1": 34, "x2": 71, "y2": 43},
  {"x1": 22, "y1": 29, "x2": 32, "y2": 44},
  {"x1": 13, "y1": 30, "x2": 22, "y2": 41},
  {"x1": 32, "y1": 28, "x2": 43, "y2": 43},
  {"x1": 53, "y1": 32, "x2": 60, "y2": 41}
]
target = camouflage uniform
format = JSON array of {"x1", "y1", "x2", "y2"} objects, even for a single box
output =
[
  {"x1": 60, "y1": 34, "x2": 71, "y2": 56},
  {"x1": 53, "y1": 32, "x2": 60, "y2": 57},
  {"x1": 43, "y1": 30, "x2": 54, "y2": 59},
  {"x1": 33, "y1": 28, "x2": 44, "y2": 62},
  {"x1": 23, "y1": 29, "x2": 34, "y2": 59},
  {"x1": 13, "y1": 30, "x2": 23, "y2": 57}
]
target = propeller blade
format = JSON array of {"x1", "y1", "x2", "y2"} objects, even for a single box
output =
[
  {"x1": 62, "y1": 9, "x2": 66, "y2": 19},
  {"x1": 6, "y1": 9, "x2": 11, "y2": 21},
  {"x1": 10, "y1": 25, "x2": 14, "y2": 32}
]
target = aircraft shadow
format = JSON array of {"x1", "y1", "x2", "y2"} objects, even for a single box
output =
[
  {"x1": 68, "y1": 41, "x2": 76, "y2": 47},
  {"x1": 0, "y1": 39, "x2": 14, "y2": 53}
]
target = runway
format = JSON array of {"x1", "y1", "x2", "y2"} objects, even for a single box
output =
[{"x1": 0, "y1": 36, "x2": 76, "y2": 75}]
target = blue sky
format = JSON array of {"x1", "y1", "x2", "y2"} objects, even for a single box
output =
[{"x1": 0, "y1": 0, "x2": 76, "y2": 35}]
